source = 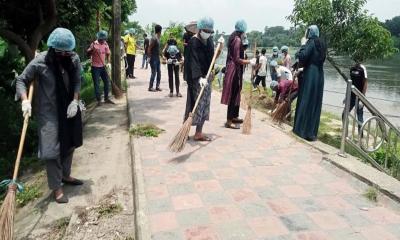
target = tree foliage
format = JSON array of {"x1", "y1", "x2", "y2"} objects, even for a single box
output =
[
  {"x1": 288, "y1": 0, "x2": 397, "y2": 63},
  {"x1": 160, "y1": 22, "x2": 185, "y2": 53}
]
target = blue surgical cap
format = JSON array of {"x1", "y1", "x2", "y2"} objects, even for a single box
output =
[
  {"x1": 307, "y1": 25, "x2": 320, "y2": 39},
  {"x1": 272, "y1": 46, "x2": 279, "y2": 53},
  {"x1": 167, "y1": 45, "x2": 179, "y2": 55},
  {"x1": 235, "y1": 19, "x2": 247, "y2": 33},
  {"x1": 270, "y1": 81, "x2": 279, "y2": 90},
  {"x1": 197, "y1": 17, "x2": 214, "y2": 32},
  {"x1": 47, "y1": 28, "x2": 76, "y2": 51},
  {"x1": 281, "y1": 46, "x2": 289, "y2": 52},
  {"x1": 97, "y1": 30, "x2": 108, "y2": 40}
]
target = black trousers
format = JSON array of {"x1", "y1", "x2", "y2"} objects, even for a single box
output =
[
  {"x1": 126, "y1": 54, "x2": 135, "y2": 77},
  {"x1": 167, "y1": 64, "x2": 180, "y2": 93},
  {"x1": 227, "y1": 78, "x2": 240, "y2": 120},
  {"x1": 254, "y1": 75, "x2": 266, "y2": 88}
]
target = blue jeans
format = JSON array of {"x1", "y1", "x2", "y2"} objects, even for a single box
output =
[
  {"x1": 142, "y1": 54, "x2": 148, "y2": 69},
  {"x1": 91, "y1": 66, "x2": 110, "y2": 102},
  {"x1": 149, "y1": 59, "x2": 161, "y2": 89}
]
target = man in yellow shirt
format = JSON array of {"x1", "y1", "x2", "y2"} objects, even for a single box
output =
[{"x1": 124, "y1": 28, "x2": 137, "y2": 78}]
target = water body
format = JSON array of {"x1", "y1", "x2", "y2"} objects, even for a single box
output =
[{"x1": 217, "y1": 50, "x2": 400, "y2": 127}]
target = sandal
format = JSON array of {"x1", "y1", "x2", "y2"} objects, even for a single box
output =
[
  {"x1": 225, "y1": 122, "x2": 240, "y2": 129},
  {"x1": 62, "y1": 178, "x2": 84, "y2": 186},
  {"x1": 194, "y1": 135, "x2": 212, "y2": 141},
  {"x1": 54, "y1": 190, "x2": 69, "y2": 204}
]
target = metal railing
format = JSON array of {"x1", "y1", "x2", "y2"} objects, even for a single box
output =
[{"x1": 339, "y1": 80, "x2": 400, "y2": 177}]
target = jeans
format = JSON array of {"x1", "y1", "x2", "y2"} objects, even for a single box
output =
[
  {"x1": 142, "y1": 54, "x2": 148, "y2": 69},
  {"x1": 167, "y1": 64, "x2": 180, "y2": 93},
  {"x1": 91, "y1": 66, "x2": 110, "y2": 101},
  {"x1": 149, "y1": 59, "x2": 161, "y2": 89},
  {"x1": 126, "y1": 54, "x2": 135, "y2": 77}
]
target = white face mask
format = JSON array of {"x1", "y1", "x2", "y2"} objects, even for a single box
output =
[{"x1": 200, "y1": 31, "x2": 211, "y2": 40}]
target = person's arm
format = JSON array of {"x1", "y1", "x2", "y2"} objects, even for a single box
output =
[
  {"x1": 106, "y1": 44, "x2": 111, "y2": 63},
  {"x1": 232, "y1": 37, "x2": 250, "y2": 65},
  {"x1": 296, "y1": 40, "x2": 314, "y2": 65},
  {"x1": 363, "y1": 79, "x2": 368, "y2": 95},
  {"x1": 16, "y1": 58, "x2": 38, "y2": 101},
  {"x1": 72, "y1": 55, "x2": 82, "y2": 100}
]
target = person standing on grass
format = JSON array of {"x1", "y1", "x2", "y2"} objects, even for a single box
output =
[
  {"x1": 124, "y1": 28, "x2": 138, "y2": 79},
  {"x1": 164, "y1": 45, "x2": 183, "y2": 97},
  {"x1": 87, "y1": 30, "x2": 114, "y2": 105},
  {"x1": 293, "y1": 25, "x2": 326, "y2": 141},
  {"x1": 221, "y1": 19, "x2": 251, "y2": 130},
  {"x1": 141, "y1": 33, "x2": 149, "y2": 69},
  {"x1": 342, "y1": 61, "x2": 368, "y2": 131},
  {"x1": 147, "y1": 24, "x2": 163, "y2": 92},
  {"x1": 16, "y1": 28, "x2": 84, "y2": 204},
  {"x1": 281, "y1": 46, "x2": 292, "y2": 69},
  {"x1": 184, "y1": 17, "x2": 224, "y2": 141},
  {"x1": 253, "y1": 48, "x2": 268, "y2": 91}
]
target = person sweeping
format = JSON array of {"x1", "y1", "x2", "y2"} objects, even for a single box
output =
[
  {"x1": 16, "y1": 28, "x2": 84, "y2": 203},
  {"x1": 221, "y1": 19, "x2": 251, "y2": 130}
]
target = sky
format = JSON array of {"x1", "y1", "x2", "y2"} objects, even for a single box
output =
[{"x1": 129, "y1": 0, "x2": 399, "y2": 33}]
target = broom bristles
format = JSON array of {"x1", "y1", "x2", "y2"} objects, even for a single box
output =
[
  {"x1": 242, "y1": 106, "x2": 252, "y2": 135},
  {"x1": 168, "y1": 115, "x2": 193, "y2": 152},
  {"x1": 0, "y1": 186, "x2": 16, "y2": 240},
  {"x1": 271, "y1": 101, "x2": 290, "y2": 123}
]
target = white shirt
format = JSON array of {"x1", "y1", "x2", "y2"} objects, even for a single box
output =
[
  {"x1": 257, "y1": 55, "x2": 267, "y2": 77},
  {"x1": 276, "y1": 66, "x2": 293, "y2": 81}
]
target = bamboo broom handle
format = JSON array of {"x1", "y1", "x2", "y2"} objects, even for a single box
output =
[
  {"x1": 12, "y1": 83, "x2": 34, "y2": 181},
  {"x1": 191, "y1": 42, "x2": 222, "y2": 114}
]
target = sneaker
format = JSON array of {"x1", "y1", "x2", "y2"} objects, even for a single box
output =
[
  {"x1": 156, "y1": 88, "x2": 162, "y2": 92},
  {"x1": 104, "y1": 99, "x2": 115, "y2": 104},
  {"x1": 148, "y1": 88, "x2": 156, "y2": 92},
  {"x1": 176, "y1": 93, "x2": 182, "y2": 97},
  {"x1": 169, "y1": 92, "x2": 173, "y2": 97}
]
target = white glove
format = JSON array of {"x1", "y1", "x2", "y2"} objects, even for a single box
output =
[
  {"x1": 106, "y1": 63, "x2": 111, "y2": 70},
  {"x1": 301, "y1": 37, "x2": 307, "y2": 46},
  {"x1": 199, "y1": 77, "x2": 208, "y2": 87},
  {"x1": 67, "y1": 99, "x2": 79, "y2": 118},
  {"x1": 21, "y1": 100, "x2": 32, "y2": 117},
  {"x1": 358, "y1": 102, "x2": 364, "y2": 109},
  {"x1": 218, "y1": 36, "x2": 225, "y2": 44},
  {"x1": 167, "y1": 59, "x2": 173, "y2": 64},
  {"x1": 250, "y1": 58, "x2": 257, "y2": 67},
  {"x1": 174, "y1": 61, "x2": 180, "y2": 66}
]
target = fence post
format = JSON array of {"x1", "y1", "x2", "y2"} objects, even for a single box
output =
[{"x1": 339, "y1": 80, "x2": 352, "y2": 157}]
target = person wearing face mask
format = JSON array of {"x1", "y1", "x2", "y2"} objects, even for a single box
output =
[
  {"x1": 293, "y1": 25, "x2": 326, "y2": 141},
  {"x1": 16, "y1": 28, "x2": 84, "y2": 204},
  {"x1": 183, "y1": 17, "x2": 224, "y2": 141},
  {"x1": 87, "y1": 30, "x2": 114, "y2": 106},
  {"x1": 268, "y1": 46, "x2": 280, "y2": 81},
  {"x1": 221, "y1": 19, "x2": 251, "y2": 129}
]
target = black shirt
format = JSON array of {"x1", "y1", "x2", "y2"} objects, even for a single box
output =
[
  {"x1": 149, "y1": 36, "x2": 160, "y2": 61},
  {"x1": 184, "y1": 37, "x2": 214, "y2": 84},
  {"x1": 144, "y1": 38, "x2": 149, "y2": 53}
]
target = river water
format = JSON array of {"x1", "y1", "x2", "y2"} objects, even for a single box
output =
[{"x1": 216, "y1": 50, "x2": 400, "y2": 127}]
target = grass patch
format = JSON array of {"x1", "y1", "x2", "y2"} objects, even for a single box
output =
[
  {"x1": 363, "y1": 187, "x2": 378, "y2": 202},
  {"x1": 54, "y1": 216, "x2": 70, "y2": 231},
  {"x1": 97, "y1": 202, "x2": 123, "y2": 218},
  {"x1": 129, "y1": 123, "x2": 165, "y2": 137},
  {"x1": 16, "y1": 183, "x2": 43, "y2": 207}
]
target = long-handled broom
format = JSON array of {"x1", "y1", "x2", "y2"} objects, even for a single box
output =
[
  {"x1": 271, "y1": 74, "x2": 297, "y2": 123},
  {"x1": 0, "y1": 83, "x2": 34, "y2": 240},
  {"x1": 242, "y1": 42, "x2": 257, "y2": 135},
  {"x1": 168, "y1": 41, "x2": 223, "y2": 152}
]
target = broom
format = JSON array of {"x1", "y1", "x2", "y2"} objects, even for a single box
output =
[
  {"x1": 168, "y1": 41, "x2": 223, "y2": 152},
  {"x1": 242, "y1": 41, "x2": 257, "y2": 135},
  {"x1": 0, "y1": 83, "x2": 34, "y2": 240},
  {"x1": 93, "y1": 47, "x2": 124, "y2": 99},
  {"x1": 271, "y1": 75, "x2": 297, "y2": 123}
]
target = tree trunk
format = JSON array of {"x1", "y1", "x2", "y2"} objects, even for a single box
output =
[
  {"x1": 327, "y1": 55, "x2": 349, "y2": 81},
  {"x1": 0, "y1": 29, "x2": 35, "y2": 61},
  {"x1": 112, "y1": 0, "x2": 122, "y2": 88},
  {"x1": 96, "y1": 9, "x2": 101, "y2": 32}
]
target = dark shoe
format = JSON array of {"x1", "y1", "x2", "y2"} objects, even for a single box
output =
[
  {"x1": 169, "y1": 92, "x2": 174, "y2": 97},
  {"x1": 104, "y1": 99, "x2": 115, "y2": 104},
  {"x1": 148, "y1": 88, "x2": 156, "y2": 92},
  {"x1": 133, "y1": 76, "x2": 137, "y2": 79},
  {"x1": 54, "y1": 189, "x2": 69, "y2": 204},
  {"x1": 156, "y1": 88, "x2": 162, "y2": 92},
  {"x1": 225, "y1": 122, "x2": 240, "y2": 129},
  {"x1": 62, "y1": 178, "x2": 84, "y2": 186},
  {"x1": 97, "y1": 101, "x2": 102, "y2": 107},
  {"x1": 232, "y1": 118, "x2": 243, "y2": 124},
  {"x1": 176, "y1": 93, "x2": 182, "y2": 97},
  {"x1": 194, "y1": 135, "x2": 212, "y2": 141}
]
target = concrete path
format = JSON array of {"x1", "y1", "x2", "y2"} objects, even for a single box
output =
[
  {"x1": 128, "y1": 62, "x2": 400, "y2": 240},
  {"x1": 15, "y1": 97, "x2": 135, "y2": 239}
]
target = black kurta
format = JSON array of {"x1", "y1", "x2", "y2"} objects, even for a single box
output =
[
  {"x1": 183, "y1": 36, "x2": 214, "y2": 125},
  {"x1": 293, "y1": 38, "x2": 326, "y2": 140}
]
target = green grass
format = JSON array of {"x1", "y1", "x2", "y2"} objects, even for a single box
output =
[
  {"x1": 129, "y1": 123, "x2": 165, "y2": 137},
  {"x1": 97, "y1": 202, "x2": 123, "y2": 218},
  {"x1": 16, "y1": 183, "x2": 43, "y2": 207},
  {"x1": 363, "y1": 187, "x2": 378, "y2": 202}
]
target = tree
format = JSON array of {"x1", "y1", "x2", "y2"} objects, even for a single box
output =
[
  {"x1": 384, "y1": 16, "x2": 400, "y2": 37},
  {"x1": 160, "y1": 22, "x2": 185, "y2": 53},
  {"x1": 288, "y1": 0, "x2": 397, "y2": 80}
]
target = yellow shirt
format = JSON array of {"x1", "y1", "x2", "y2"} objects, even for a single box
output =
[{"x1": 124, "y1": 34, "x2": 136, "y2": 55}]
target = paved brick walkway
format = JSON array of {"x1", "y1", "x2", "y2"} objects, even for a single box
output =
[{"x1": 128, "y1": 62, "x2": 400, "y2": 240}]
